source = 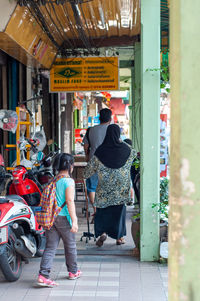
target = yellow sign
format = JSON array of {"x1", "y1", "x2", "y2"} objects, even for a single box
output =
[{"x1": 50, "y1": 57, "x2": 119, "y2": 92}]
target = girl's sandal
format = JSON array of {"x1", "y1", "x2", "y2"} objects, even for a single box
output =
[{"x1": 37, "y1": 274, "x2": 58, "y2": 287}]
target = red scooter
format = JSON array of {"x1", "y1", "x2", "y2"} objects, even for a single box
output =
[
  {"x1": 0, "y1": 155, "x2": 46, "y2": 282},
  {"x1": 0, "y1": 193, "x2": 45, "y2": 282},
  {"x1": 8, "y1": 165, "x2": 42, "y2": 206}
]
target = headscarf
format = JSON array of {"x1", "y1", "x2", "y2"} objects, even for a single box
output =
[{"x1": 94, "y1": 124, "x2": 131, "y2": 169}]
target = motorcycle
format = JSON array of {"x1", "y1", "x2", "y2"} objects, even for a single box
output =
[
  {"x1": 8, "y1": 165, "x2": 43, "y2": 206},
  {"x1": 31, "y1": 150, "x2": 58, "y2": 188},
  {"x1": 0, "y1": 194, "x2": 45, "y2": 281},
  {"x1": 17, "y1": 138, "x2": 59, "y2": 188},
  {"x1": 0, "y1": 154, "x2": 12, "y2": 196}
]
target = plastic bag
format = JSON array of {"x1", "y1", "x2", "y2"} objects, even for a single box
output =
[
  {"x1": 0, "y1": 110, "x2": 18, "y2": 133},
  {"x1": 11, "y1": 150, "x2": 33, "y2": 169},
  {"x1": 160, "y1": 242, "x2": 168, "y2": 259},
  {"x1": 32, "y1": 128, "x2": 46, "y2": 151}
]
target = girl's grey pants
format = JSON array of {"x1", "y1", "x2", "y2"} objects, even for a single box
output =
[{"x1": 39, "y1": 216, "x2": 78, "y2": 278}]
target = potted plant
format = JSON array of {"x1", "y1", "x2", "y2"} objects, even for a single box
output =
[
  {"x1": 131, "y1": 177, "x2": 169, "y2": 255},
  {"x1": 152, "y1": 177, "x2": 169, "y2": 242}
]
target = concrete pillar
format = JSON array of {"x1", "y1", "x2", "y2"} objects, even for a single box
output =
[
  {"x1": 129, "y1": 67, "x2": 134, "y2": 141},
  {"x1": 61, "y1": 93, "x2": 73, "y2": 154},
  {"x1": 140, "y1": 0, "x2": 160, "y2": 261},
  {"x1": 169, "y1": 1, "x2": 200, "y2": 300},
  {"x1": 134, "y1": 42, "x2": 141, "y2": 152}
]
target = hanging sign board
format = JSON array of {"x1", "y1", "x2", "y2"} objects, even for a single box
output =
[{"x1": 50, "y1": 57, "x2": 119, "y2": 92}]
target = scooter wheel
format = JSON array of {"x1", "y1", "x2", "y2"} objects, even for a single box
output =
[{"x1": 0, "y1": 229, "x2": 22, "y2": 282}]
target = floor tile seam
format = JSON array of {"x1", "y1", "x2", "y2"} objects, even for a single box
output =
[
  {"x1": 157, "y1": 265, "x2": 169, "y2": 294},
  {"x1": 164, "y1": 288, "x2": 168, "y2": 299},
  {"x1": 74, "y1": 267, "x2": 100, "y2": 290},
  {"x1": 1, "y1": 286, "x2": 30, "y2": 300},
  {"x1": 72, "y1": 288, "x2": 97, "y2": 297},
  {"x1": 96, "y1": 281, "x2": 120, "y2": 289},
  {"x1": 55, "y1": 268, "x2": 76, "y2": 294},
  {"x1": 139, "y1": 260, "x2": 144, "y2": 301},
  {"x1": 72, "y1": 287, "x2": 120, "y2": 297}
]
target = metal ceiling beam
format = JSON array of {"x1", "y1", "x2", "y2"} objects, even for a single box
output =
[{"x1": 61, "y1": 35, "x2": 140, "y2": 49}]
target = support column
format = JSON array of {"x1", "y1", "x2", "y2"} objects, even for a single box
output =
[
  {"x1": 169, "y1": 1, "x2": 200, "y2": 300},
  {"x1": 129, "y1": 67, "x2": 134, "y2": 141},
  {"x1": 140, "y1": 0, "x2": 160, "y2": 261},
  {"x1": 134, "y1": 42, "x2": 141, "y2": 152},
  {"x1": 58, "y1": 93, "x2": 61, "y2": 151},
  {"x1": 61, "y1": 93, "x2": 73, "y2": 154}
]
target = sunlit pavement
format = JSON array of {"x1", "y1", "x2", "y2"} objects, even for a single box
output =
[{"x1": 0, "y1": 206, "x2": 168, "y2": 301}]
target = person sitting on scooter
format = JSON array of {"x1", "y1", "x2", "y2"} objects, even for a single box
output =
[{"x1": 37, "y1": 153, "x2": 82, "y2": 287}]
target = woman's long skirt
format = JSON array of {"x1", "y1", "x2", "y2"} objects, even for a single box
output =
[{"x1": 94, "y1": 204, "x2": 126, "y2": 239}]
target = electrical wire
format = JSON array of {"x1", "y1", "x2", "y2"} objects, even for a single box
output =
[
  {"x1": 25, "y1": 2, "x2": 48, "y2": 38},
  {"x1": 21, "y1": 0, "x2": 135, "y2": 72},
  {"x1": 70, "y1": 2, "x2": 92, "y2": 51},
  {"x1": 49, "y1": 2, "x2": 75, "y2": 49},
  {"x1": 43, "y1": 4, "x2": 66, "y2": 43},
  {"x1": 28, "y1": 1, "x2": 60, "y2": 49},
  {"x1": 61, "y1": 4, "x2": 78, "y2": 48},
  {"x1": 79, "y1": 3, "x2": 96, "y2": 50}
]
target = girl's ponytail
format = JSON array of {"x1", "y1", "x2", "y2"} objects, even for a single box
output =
[{"x1": 53, "y1": 153, "x2": 74, "y2": 177}]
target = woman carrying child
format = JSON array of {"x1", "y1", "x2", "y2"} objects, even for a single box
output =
[{"x1": 37, "y1": 153, "x2": 82, "y2": 287}]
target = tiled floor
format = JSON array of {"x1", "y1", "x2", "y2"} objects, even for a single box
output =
[
  {"x1": 0, "y1": 204, "x2": 168, "y2": 300},
  {"x1": 0, "y1": 255, "x2": 168, "y2": 301},
  {"x1": 57, "y1": 203, "x2": 138, "y2": 256}
]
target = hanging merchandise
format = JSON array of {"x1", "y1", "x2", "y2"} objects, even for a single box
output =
[
  {"x1": 73, "y1": 93, "x2": 84, "y2": 110},
  {"x1": 19, "y1": 105, "x2": 27, "y2": 134},
  {"x1": 74, "y1": 128, "x2": 87, "y2": 155},
  {"x1": 0, "y1": 154, "x2": 4, "y2": 166},
  {"x1": 0, "y1": 110, "x2": 18, "y2": 133},
  {"x1": 32, "y1": 127, "x2": 47, "y2": 152},
  {"x1": 160, "y1": 114, "x2": 168, "y2": 177},
  {"x1": 101, "y1": 92, "x2": 111, "y2": 108},
  {"x1": 11, "y1": 137, "x2": 34, "y2": 169}
]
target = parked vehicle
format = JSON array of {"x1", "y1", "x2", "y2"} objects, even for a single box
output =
[
  {"x1": 8, "y1": 165, "x2": 43, "y2": 205},
  {"x1": 26, "y1": 138, "x2": 59, "y2": 188},
  {"x1": 0, "y1": 154, "x2": 12, "y2": 196},
  {"x1": 31, "y1": 151, "x2": 58, "y2": 188},
  {"x1": 0, "y1": 194, "x2": 45, "y2": 281}
]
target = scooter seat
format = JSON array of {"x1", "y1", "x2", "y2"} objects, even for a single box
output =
[
  {"x1": 0, "y1": 196, "x2": 9, "y2": 203},
  {"x1": 0, "y1": 195, "x2": 25, "y2": 203}
]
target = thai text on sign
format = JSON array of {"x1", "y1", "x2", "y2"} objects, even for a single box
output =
[{"x1": 50, "y1": 57, "x2": 119, "y2": 92}]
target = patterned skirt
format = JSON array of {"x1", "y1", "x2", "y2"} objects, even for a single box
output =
[{"x1": 94, "y1": 204, "x2": 126, "y2": 240}]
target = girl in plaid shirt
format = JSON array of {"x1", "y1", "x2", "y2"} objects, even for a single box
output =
[{"x1": 37, "y1": 153, "x2": 82, "y2": 287}]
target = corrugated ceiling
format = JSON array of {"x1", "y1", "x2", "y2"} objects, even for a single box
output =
[{"x1": 19, "y1": 0, "x2": 141, "y2": 53}]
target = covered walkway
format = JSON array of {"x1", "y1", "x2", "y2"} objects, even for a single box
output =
[
  {"x1": 0, "y1": 197, "x2": 168, "y2": 301},
  {"x1": 58, "y1": 203, "x2": 136, "y2": 256},
  {"x1": 0, "y1": 255, "x2": 168, "y2": 301}
]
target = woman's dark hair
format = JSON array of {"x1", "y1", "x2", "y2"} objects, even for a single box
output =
[{"x1": 53, "y1": 153, "x2": 74, "y2": 177}]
